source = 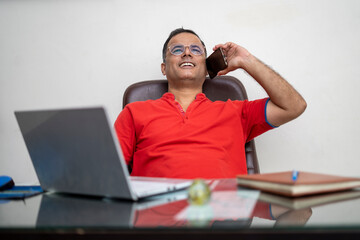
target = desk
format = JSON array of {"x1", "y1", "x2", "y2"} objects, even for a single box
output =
[{"x1": 1, "y1": 179, "x2": 360, "y2": 239}]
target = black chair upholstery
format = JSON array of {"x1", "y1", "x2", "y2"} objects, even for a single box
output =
[{"x1": 122, "y1": 76, "x2": 260, "y2": 174}]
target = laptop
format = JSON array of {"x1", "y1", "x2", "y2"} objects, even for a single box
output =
[{"x1": 14, "y1": 107, "x2": 191, "y2": 201}]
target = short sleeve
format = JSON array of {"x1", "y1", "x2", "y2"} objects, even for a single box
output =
[{"x1": 241, "y1": 98, "x2": 275, "y2": 142}]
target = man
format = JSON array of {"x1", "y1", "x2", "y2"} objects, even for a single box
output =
[{"x1": 114, "y1": 28, "x2": 307, "y2": 179}]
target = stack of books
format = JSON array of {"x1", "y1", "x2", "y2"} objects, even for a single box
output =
[{"x1": 237, "y1": 171, "x2": 360, "y2": 209}]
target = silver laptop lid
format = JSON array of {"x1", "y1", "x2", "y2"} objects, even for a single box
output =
[{"x1": 15, "y1": 107, "x2": 137, "y2": 200}]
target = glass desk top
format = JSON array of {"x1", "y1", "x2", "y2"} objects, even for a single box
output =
[{"x1": 1, "y1": 179, "x2": 360, "y2": 239}]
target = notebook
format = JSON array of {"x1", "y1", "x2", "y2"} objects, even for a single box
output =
[
  {"x1": 237, "y1": 171, "x2": 360, "y2": 197},
  {"x1": 15, "y1": 107, "x2": 191, "y2": 201}
]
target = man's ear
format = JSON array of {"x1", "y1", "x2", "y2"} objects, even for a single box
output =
[{"x1": 161, "y1": 62, "x2": 166, "y2": 76}]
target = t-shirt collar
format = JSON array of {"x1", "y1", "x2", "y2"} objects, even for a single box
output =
[{"x1": 162, "y1": 92, "x2": 206, "y2": 101}]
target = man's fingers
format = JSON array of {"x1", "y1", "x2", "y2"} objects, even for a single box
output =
[
  {"x1": 217, "y1": 69, "x2": 229, "y2": 76},
  {"x1": 213, "y1": 44, "x2": 224, "y2": 51}
]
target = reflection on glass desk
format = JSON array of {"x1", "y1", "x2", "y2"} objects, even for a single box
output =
[{"x1": 1, "y1": 179, "x2": 360, "y2": 239}]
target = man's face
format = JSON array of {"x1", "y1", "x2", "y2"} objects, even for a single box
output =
[{"x1": 161, "y1": 33, "x2": 207, "y2": 85}]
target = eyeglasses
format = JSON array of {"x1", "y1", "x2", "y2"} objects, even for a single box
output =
[{"x1": 168, "y1": 44, "x2": 205, "y2": 56}]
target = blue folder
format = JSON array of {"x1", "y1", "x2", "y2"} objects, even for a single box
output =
[{"x1": 0, "y1": 185, "x2": 43, "y2": 200}]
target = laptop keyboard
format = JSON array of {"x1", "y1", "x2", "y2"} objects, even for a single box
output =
[{"x1": 130, "y1": 180, "x2": 177, "y2": 196}]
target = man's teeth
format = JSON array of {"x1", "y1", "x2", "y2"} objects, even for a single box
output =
[{"x1": 180, "y1": 62, "x2": 194, "y2": 67}]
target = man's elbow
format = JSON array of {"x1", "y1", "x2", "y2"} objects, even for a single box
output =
[
  {"x1": 291, "y1": 98, "x2": 307, "y2": 120},
  {"x1": 298, "y1": 98, "x2": 307, "y2": 116}
]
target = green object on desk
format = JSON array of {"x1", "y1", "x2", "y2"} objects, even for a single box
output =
[
  {"x1": 187, "y1": 179, "x2": 211, "y2": 205},
  {"x1": 0, "y1": 186, "x2": 43, "y2": 200}
]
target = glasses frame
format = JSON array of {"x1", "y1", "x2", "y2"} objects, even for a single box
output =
[{"x1": 167, "y1": 44, "x2": 206, "y2": 56}]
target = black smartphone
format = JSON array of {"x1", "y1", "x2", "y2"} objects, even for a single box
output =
[{"x1": 206, "y1": 48, "x2": 228, "y2": 79}]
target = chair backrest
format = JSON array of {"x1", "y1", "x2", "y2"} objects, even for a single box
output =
[{"x1": 122, "y1": 76, "x2": 260, "y2": 174}]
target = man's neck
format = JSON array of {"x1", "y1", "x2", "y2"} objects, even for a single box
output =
[{"x1": 168, "y1": 86, "x2": 202, "y2": 112}]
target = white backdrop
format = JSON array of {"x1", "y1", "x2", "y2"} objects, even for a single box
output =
[{"x1": 1, "y1": 0, "x2": 360, "y2": 184}]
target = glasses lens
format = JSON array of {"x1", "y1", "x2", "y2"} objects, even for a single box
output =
[
  {"x1": 190, "y1": 45, "x2": 203, "y2": 55},
  {"x1": 170, "y1": 44, "x2": 185, "y2": 55},
  {"x1": 169, "y1": 44, "x2": 204, "y2": 56}
]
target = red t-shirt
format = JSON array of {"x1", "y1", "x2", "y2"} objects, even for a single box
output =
[{"x1": 114, "y1": 93, "x2": 273, "y2": 179}]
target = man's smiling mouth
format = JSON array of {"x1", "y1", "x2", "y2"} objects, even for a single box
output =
[{"x1": 179, "y1": 62, "x2": 195, "y2": 68}]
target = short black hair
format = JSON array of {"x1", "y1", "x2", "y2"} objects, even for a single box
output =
[{"x1": 162, "y1": 28, "x2": 207, "y2": 63}]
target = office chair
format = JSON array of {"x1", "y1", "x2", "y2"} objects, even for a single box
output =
[{"x1": 122, "y1": 76, "x2": 260, "y2": 174}]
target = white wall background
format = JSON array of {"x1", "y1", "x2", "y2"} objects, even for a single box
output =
[{"x1": 1, "y1": 0, "x2": 360, "y2": 184}]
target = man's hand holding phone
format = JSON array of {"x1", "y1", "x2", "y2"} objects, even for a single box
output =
[{"x1": 210, "y1": 42, "x2": 252, "y2": 77}]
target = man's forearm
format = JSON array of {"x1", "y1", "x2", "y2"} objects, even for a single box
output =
[{"x1": 242, "y1": 55, "x2": 307, "y2": 126}]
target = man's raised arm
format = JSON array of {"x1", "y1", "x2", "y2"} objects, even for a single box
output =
[{"x1": 214, "y1": 42, "x2": 307, "y2": 127}]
